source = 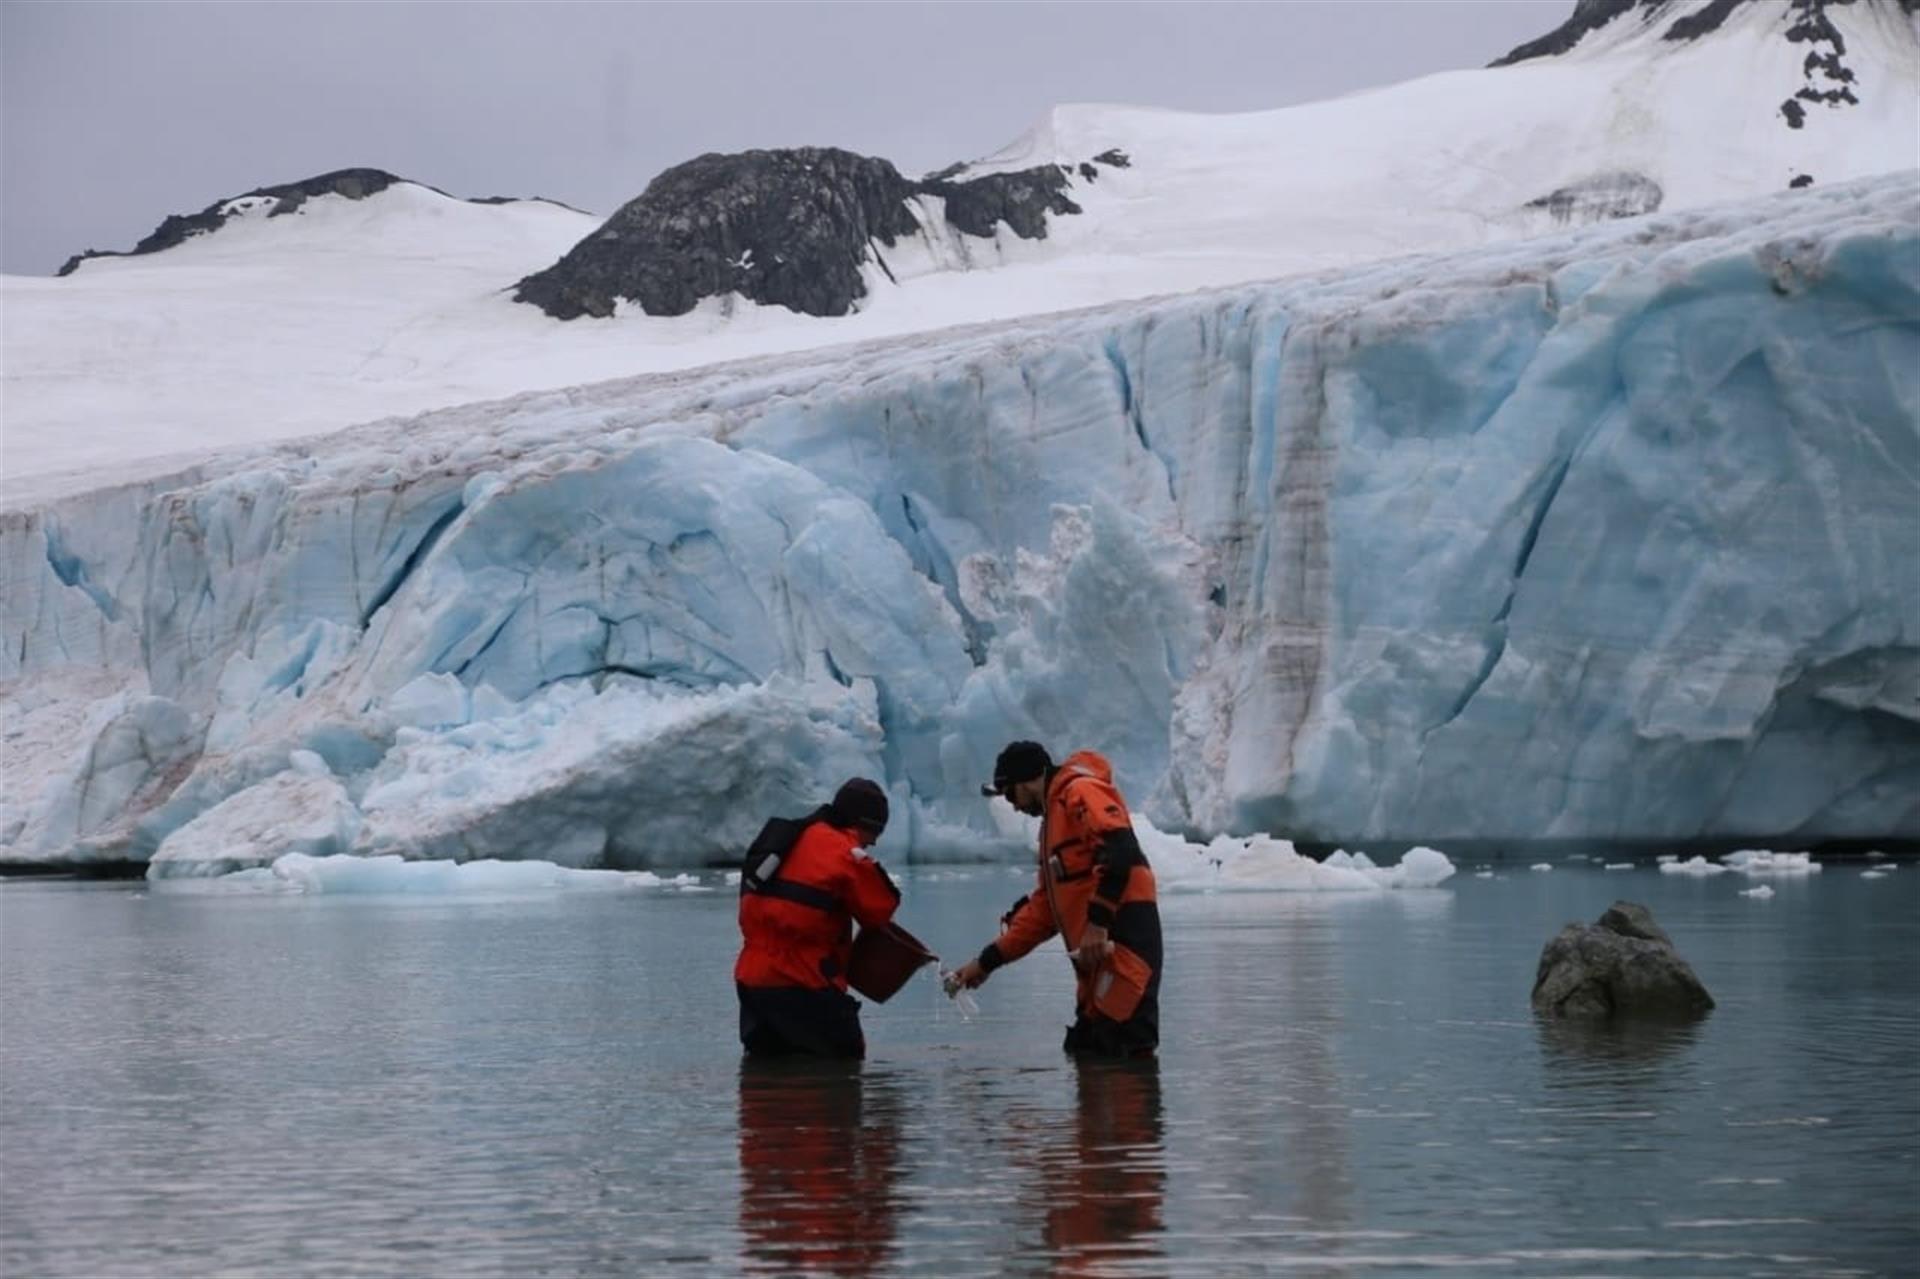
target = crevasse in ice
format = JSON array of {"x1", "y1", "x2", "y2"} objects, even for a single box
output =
[{"x1": 3, "y1": 175, "x2": 1916, "y2": 871}]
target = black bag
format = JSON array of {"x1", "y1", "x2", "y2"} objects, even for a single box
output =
[{"x1": 740, "y1": 808, "x2": 827, "y2": 895}]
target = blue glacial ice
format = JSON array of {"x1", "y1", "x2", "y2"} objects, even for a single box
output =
[{"x1": 2, "y1": 174, "x2": 1916, "y2": 873}]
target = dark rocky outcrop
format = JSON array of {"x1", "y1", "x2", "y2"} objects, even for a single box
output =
[
  {"x1": 1492, "y1": 0, "x2": 1911, "y2": 68},
  {"x1": 513, "y1": 146, "x2": 1107, "y2": 322},
  {"x1": 1779, "y1": 0, "x2": 1865, "y2": 127},
  {"x1": 1662, "y1": 0, "x2": 1750, "y2": 41},
  {"x1": 924, "y1": 167, "x2": 1077, "y2": 241},
  {"x1": 515, "y1": 149, "x2": 920, "y2": 320},
  {"x1": 1523, "y1": 171, "x2": 1664, "y2": 224},
  {"x1": 57, "y1": 169, "x2": 571, "y2": 277},
  {"x1": 1491, "y1": 0, "x2": 1656, "y2": 67},
  {"x1": 59, "y1": 169, "x2": 404, "y2": 275},
  {"x1": 1532, "y1": 901, "x2": 1715, "y2": 1019}
]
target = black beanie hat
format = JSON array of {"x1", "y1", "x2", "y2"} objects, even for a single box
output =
[
  {"x1": 829, "y1": 778, "x2": 889, "y2": 833},
  {"x1": 990, "y1": 740, "x2": 1052, "y2": 794}
]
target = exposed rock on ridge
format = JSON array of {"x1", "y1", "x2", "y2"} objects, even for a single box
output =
[
  {"x1": 1492, "y1": 0, "x2": 1670, "y2": 65},
  {"x1": 1524, "y1": 171, "x2": 1665, "y2": 223},
  {"x1": 1492, "y1": 0, "x2": 1914, "y2": 68},
  {"x1": 56, "y1": 169, "x2": 574, "y2": 277},
  {"x1": 1780, "y1": 0, "x2": 1865, "y2": 127},
  {"x1": 513, "y1": 146, "x2": 1099, "y2": 321}
]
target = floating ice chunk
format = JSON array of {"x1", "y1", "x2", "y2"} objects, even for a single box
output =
[
  {"x1": 1531, "y1": 863, "x2": 1553, "y2": 873},
  {"x1": 1723, "y1": 850, "x2": 1821, "y2": 876},
  {"x1": 1660, "y1": 856, "x2": 1731, "y2": 876},
  {"x1": 1394, "y1": 847, "x2": 1456, "y2": 888},
  {"x1": 1861, "y1": 869, "x2": 1890, "y2": 880},
  {"x1": 1142, "y1": 820, "x2": 1454, "y2": 892},
  {"x1": 1656, "y1": 854, "x2": 1679, "y2": 864},
  {"x1": 152, "y1": 852, "x2": 670, "y2": 894},
  {"x1": 1474, "y1": 870, "x2": 1495, "y2": 879},
  {"x1": 1323, "y1": 849, "x2": 1381, "y2": 872},
  {"x1": 1739, "y1": 885, "x2": 1776, "y2": 899},
  {"x1": 1604, "y1": 862, "x2": 1633, "y2": 870}
]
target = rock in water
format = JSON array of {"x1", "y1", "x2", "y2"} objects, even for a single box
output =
[
  {"x1": 1593, "y1": 900, "x2": 1672, "y2": 947},
  {"x1": 1531, "y1": 900, "x2": 1714, "y2": 1019}
]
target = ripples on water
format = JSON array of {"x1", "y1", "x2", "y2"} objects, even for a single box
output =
[{"x1": 2, "y1": 865, "x2": 1916, "y2": 1276}]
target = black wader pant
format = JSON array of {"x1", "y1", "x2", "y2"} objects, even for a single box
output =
[
  {"x1": 1063, "y1": 900, "x2": 1163, "y2": 1059},
  {"x1": 737, "y1": 982, "x2": 866, "y2": 1060}
]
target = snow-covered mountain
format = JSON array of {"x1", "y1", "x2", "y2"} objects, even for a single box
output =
[
  {"x1": 3, "y1": 0, "x2": 1913, "y2": 497},
  {"x1": 2, "y1": 1, "x2": 1916, "y2": 873}
]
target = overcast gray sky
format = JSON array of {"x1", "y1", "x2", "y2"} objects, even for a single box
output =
[{"x1": 1, "y1": 0, "x2": 1563, "y2": 276}]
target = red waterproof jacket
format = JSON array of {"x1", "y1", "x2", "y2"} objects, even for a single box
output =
[{"x1": 736, "y1": 820, "x2": 900, "y2": 990}]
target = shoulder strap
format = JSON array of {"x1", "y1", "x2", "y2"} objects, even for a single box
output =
[
  {"x1": 741, "y1": 807, "x2": 841, "y2": 914},
  {"x1": 1036, "y1": 799, "x2": 1076, "y2": 959}
]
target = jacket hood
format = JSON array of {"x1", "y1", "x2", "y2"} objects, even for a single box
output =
[{"x1": 1051, "y1": 750, "x2": 1115, "y2": 789}]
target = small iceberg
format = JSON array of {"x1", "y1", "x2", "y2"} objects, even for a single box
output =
[
  {"x1": 150, "y1": 852, "x2": 681, "y2": 895},
  {"x1": 1661, "y1": 850, "x2": 1821, "y2": 879},
  {"x1": 1660, "y1": 856, "x2": 1732, "y2": 877},
  {"x1": 1140, "y1": 820, "x2": 1454, "y2": 892}
]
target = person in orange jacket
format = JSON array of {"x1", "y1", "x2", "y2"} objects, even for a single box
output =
[
  {"x1": 1033, "y1": 1061, "x2": 1166, "y2": 1272},
  {"x1": 948, "y1": 741, "x2": 1163, "y2": 1057},
  {"x1": 736, "y1": 778, "x2": 901, "y2": 1059}
]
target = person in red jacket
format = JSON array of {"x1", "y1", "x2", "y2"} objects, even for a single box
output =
[
  {"x1": 737, "y1": 1060, "x2": 903, "y2": 1275},
  {"x1": 736, "y1": 778, "x2": 901, "y2": 1059},
  {"x1": 948, "y1": 741, "x2": 1163, "y2": 1057}
]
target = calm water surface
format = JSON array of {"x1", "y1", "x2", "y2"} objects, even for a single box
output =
[{"x1": 3, "y1": 862, "x2": 1916, "y2": 1277}]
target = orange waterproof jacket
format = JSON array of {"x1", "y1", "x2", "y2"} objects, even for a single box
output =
[
  {"x1": 736, "y1": 819, "x2": 900, "y2": 991},
  {"x1": 984, "y1": 751, "x2": 1157, "y2": 971}
]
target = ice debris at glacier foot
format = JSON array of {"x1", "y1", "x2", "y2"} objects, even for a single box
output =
[
  {"x1": 1140, "y1": 819, "x2": 1456, "y2": 892},
  {"x1": 155, "y1": 826, "x2": 1454, "y2": 895},
  {"x1": 148, "y1": 851, "x2": 694, "y2": 895},
  {"x1": 1660, "y1": 850, "x2": 1824, "y2": 877},
  {"x1": 5, "y1": 174, "x2": 1918, "y2": 870},
  {"x1": 987, "y1": 800, "x2": 1457, "y2": 891}
]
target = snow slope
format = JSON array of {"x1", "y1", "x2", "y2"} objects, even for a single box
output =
[
  {"x1": 5, "y1": 173, "x2": 1914, "y2": 870},
  {"x1": 3, "y1": 0, "x2": 1914, "y2": 497}
]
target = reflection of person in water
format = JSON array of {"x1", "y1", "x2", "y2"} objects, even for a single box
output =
[
  {"x1": 737, "y1": 1060, "x2": 903, "y2": 1277},
  {"x1": 1030, "y1": 1060, "x2": 1167, "y2": 1275}
]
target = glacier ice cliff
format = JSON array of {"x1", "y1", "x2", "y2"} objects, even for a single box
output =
[{"x1": 4, "y1": 174, "x2": 1916, "y2": 870}]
